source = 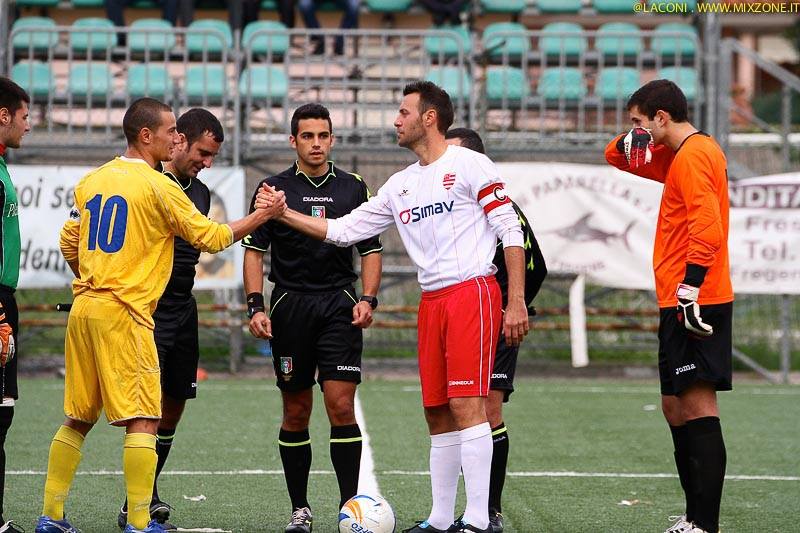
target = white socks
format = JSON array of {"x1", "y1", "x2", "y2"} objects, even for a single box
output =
[
  {"x1": 427, "y1": 423, "x2": 493, "y2": 531},
  {"x1": 460, "y1": 422, "x2": 493, "y2": 530},
  {"x1": 426, "y1": 430, "x2": 461, "y2": 530}
]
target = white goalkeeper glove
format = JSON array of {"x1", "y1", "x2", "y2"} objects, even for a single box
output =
[
  {"x1": 617, "y1": 127, "x2": 654, "y2": 169},
  {"x1": 676, "y1": 283, "x2": 713, "y2": 337}
]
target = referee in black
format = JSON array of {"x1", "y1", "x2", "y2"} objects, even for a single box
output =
[
  {"x1": 116, "y1": 108, "x2": 224, "y2": 531},
  {"x1": 243, "y1": 103, "x2": 382, "y2": 533},
  {"x1": 445, "y1": 128, "x2": 547, "y2": 533}
]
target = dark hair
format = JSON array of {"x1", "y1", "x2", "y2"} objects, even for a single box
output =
[
  {"x1": 122, "y1": 97, "x2": 173, "y2": 144},
  {"x1": 290, "y1": 103, "x2": 332, "y2": 137},
  {"x1": 0, "y1": 77, "x2": 30, "y2": 117},
  {"x1": 445, "y1": 127, "x2": 485, "y2": 154},
  {"x1": 403, "y1": 81, "x2": 454, "y2": 134},
  {"x1": 626, "y1": 79, "x2": 689, "y2": 123},
  {"x1": 177, "y1": 108, "x2": 224, "y2": 147}
]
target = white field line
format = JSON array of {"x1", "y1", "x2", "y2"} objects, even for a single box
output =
[
  {"x1": 7, "y1": 470, "x2": 797, "y2": 481},
  {"x1": 354, "y1": 390, "x2": 380, "y2": 495}
]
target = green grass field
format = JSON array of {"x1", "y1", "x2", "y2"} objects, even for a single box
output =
[{"x1": 5, "y1": 377, "x2": 799, "y2": 532}]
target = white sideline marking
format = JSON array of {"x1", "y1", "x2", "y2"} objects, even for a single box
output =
[
  {"x1": 8, "y1": 470, "x2": 798, "y2": 481},
  {"x1": 354, "y1": 390, "x2": 380, "y2": 495}
]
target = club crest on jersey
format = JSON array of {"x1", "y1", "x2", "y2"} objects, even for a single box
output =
[
  {"x1": 442, "y1": 172, "x2": 456, "y2": 190},
  {"x1": 280, "y1": 357, "x2": 293, "y2": 378},
  {"x1": 311, "y1": 206, "x2": 326, "y2": 218}
]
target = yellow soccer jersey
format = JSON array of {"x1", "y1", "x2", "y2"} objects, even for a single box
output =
[{"x1": 60, "y1": 156, "x2": 233, "y2": 328}]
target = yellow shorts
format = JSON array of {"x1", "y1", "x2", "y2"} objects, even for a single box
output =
[{"x1": 64, "y1": 295, "x2": 161, "y2": 425}]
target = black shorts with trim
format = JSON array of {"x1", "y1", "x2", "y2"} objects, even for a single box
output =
[
  {"x1": 0, "y1": 287, "x2": 19, "y2": 400},
  {"x1": 490, "y1": 334, "x2": 518, "y2": 402},
  {"x1": 153, "y1": 294, "x2": 200, "y2": 400},
  {"x1": 658, "y1": 302, "x2": 733, "y2": 396},
  {"x1": 269, "y1": 286, "x2": 363, "y2": 392}
]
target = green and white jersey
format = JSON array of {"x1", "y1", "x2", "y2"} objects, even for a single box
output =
[{"x1": 0, "y1": 156, "x2": 21, "y2": 289}]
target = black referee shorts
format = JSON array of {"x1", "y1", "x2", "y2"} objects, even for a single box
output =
[
  {"x1": 269, "y1": 286, "x2": 363, "y2": 392},
  {"x1": 490, "y1": 334, "x2": 518, "y2": 402},
  {"x1": 0, "y1": 287, "x2": 18, "y2": 400},
  {"x1": 658, "y1": 302, "x2": 733, "y2": 396},
  {"x1": 153, "y1": 295, "x2": 200, "y2": 401}
]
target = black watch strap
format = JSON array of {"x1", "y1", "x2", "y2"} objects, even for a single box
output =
[
  {"x1": 246, "y1": 292, "x2": 266, "y2": 318},
  {"x1": 359, "y1": 295, "x2": 378, "y2": 310}
]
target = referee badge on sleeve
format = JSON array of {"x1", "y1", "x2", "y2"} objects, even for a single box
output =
[{"x1": 311, "y1": 206, "x2": 326, "y2": 218}]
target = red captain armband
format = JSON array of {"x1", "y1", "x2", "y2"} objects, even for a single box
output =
[{"x1": 477, "y1": 183, "x2": 511, "y2": 215}]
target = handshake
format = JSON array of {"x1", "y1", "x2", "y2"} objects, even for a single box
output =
[{"x1": 255, "y1": 184, "x2": 287, "y2": 220}]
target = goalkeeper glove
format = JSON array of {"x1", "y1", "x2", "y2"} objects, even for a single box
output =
[
  {"x1": 0, "y1": 304, "x2": 15, "y2": 366},
  {"x1": 616, "y1": 127, "x2": 654, "y2": 169},
  {"x1": 676, "y1": 283, "x2": 713, "y2": 337}
]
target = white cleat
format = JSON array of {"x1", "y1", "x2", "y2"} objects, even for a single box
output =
[{"x1": 665, "y1": 515, "x2": 693, "y2": 533}]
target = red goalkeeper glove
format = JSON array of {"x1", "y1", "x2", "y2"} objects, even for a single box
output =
[
  {"x1": 616, "y1": 127, "x2": 654, "y2": 170},
  {"x1": 0, "y1": 305, "x2": 15, "y2": 366},
  {"x1": 676, "y1": 283, "x2": 713, "y2": 337}
]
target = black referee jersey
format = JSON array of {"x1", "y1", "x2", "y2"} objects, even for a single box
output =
[
  {"x1": 161, "y1": 166, "x2": 211, "y2": 297},
  {"x1": 243, "y1": 162, "x2": 383, "y2": 292}
]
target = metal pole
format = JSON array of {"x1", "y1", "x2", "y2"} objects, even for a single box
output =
[
  {"x1": 702, "y1": 14, "x2": 721, "y2": 136},
  {"x1": 718, "y1": 38, "x2": 733, "y2": 155},
  {"x1": 780, "y1": 294, "x2": 792, "y2": 384},
  {"x1": 0, "y1": 0, "x2": 8, "y2": 77},
  {"x1": 781, "y1": 85, "x2": 791, "y2": 173},
  {"x1": 228, "y1": 288, "x2": 243, "y2": 374}
]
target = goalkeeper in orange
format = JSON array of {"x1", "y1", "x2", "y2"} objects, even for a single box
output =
[
  {"x1": 605, "y1": 80, "x2": 733, "y2": 533},
  {"x1": 35, "y1": 97, "x2": 286, "y2": 533}
]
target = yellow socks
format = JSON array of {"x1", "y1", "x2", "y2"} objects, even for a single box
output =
[
  {"x1": 123, "y1": 433, "x2": 157, "y2": 530},
  {"x1": 42, "y1": 425, "x2": 85, "y2": 519}
]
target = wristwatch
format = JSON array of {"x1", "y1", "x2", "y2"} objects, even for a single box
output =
[{"x1": 359, "y1": 295, "x2": 378, "y2": 310}]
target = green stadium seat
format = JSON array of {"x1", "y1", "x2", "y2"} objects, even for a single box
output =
[
  {"x1": 536, "y1": 0, "x2": 582, "y2": 13},
  {"x1": 595, "y1": 22, "x2": 643, "y2": 58},
  {"x1": 596, "y1": 67, "x2": 640, "y2": 100},
  {"x1": 185, "y1": 65, "x2": 228, "y2": 100},
  {"x1": 15, "y1": 0, "x2": 59, "y2": 6},
  {"x1": 69, "y1": 63, "x2": 113, "y2": 98},
  {"x1": 129, "y1": 18, "x2": 176, "y2": 54},
  {"x1": 70, "y1": 18, "x2": 117, "y2": 54},
  {"x1": 239, "y1": 66, "x2": 289, "y2": 100},
  {"x1": 651, "y1": 23, "x2": 698, "y2": 58},
  {"x1": 131, "y1": 0, "x2": 159, "y2": 6},
  {"x1": 540, "y1": 22, "x2": 587, "y2": 57},
  {"x1": 186, "y1": 20, "x2": 233, "y2": 54},
  {"x1": 71, "y1": 0, "x2": 105, "y2": 6},
  {"x1": 11, "y1": 61, "x2": 54, "y2": 98},
  {"x1": 480, "y1": 0, "x2": 525, "y2": 14},
  {"x1": 365, "y1": 0, "x2": 414, "y2": 12},
  {"x1": 486, "y1": 66, "x2": 530, "y2": 102},
  {"x1": 261, "y1": 0, "x2": 277, "y2": 8},
  {"x1": 11, "y1": 17, "x2": 58, "y2": 52},
  {"x1": 242, "y1": 20, "x2": 289, "y2": 56},
  {"x1": 538, "y1": 67, "x2": 587, "y2": 100},
  {"x1": 424, "y1": 25, "x2": 473, "y2": 58},
  {"x1": 425, "y1": 66, "x2": 471, "y2": 102},
  {"x1": 482, "y1": 22, "x2": 530, "y2": 60},
  {"x1": 593, "y1": 0, "x2": 639, "y2": 13},
  {"x1": 658, "y1": 67, "x2": 698, "y2": 100},
  {"x1": 127, "y1": 64, "x2": 173, "y2": 98}
]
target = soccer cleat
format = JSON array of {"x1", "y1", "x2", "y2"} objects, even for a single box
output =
[
  {"x1": 0, "y1": 520, "x2": 25, "y2": 533},
  {"x1": 488, "y1": 511, "x2": 504, "y2": 533},
  {"x1": 118, "y1": 500, "x2": 174, "y2": 531},
  {"x1": 402, "y1": 521, "x2": 450, "y2": 533},
  {"x1": 117, "y1": 508, "x2": 127, "y2": 530},
  {"x1": 285, "y1": 507, "x2": 312, "y2": 533},
  {"x1": 665, "y1": 515, "x2": 693, "y2": 533},
  {"x1": 34, "y1": 516, "x2": 79, "y2": 533},
  {"x1": 122, "y1": 519, "x2": 168, "y2": 533},
  {"x1": 454, "y1": 524, "x2": 492, "y2": 533}
]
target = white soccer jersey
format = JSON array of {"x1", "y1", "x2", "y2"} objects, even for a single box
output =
[{"x1": 326, "y1": 144, "x2": 523, "y2": 291}]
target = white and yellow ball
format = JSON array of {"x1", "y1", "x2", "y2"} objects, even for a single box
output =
[{"x1": 338, "y1": 494, "x2": 396, "y2": 533}]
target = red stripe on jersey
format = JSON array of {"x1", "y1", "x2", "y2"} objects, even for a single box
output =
[
  {"x1": 483, "y1": 198, "x2": 509, "y2": 214},
  {"x1": 477, "y1": 183, "x2": 506, "y2": 201}
]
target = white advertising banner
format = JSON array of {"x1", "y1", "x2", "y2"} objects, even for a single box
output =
[
  {"x1": 500, "y1": 163, "x2": 800, "y2": 295},
  {"x1": 8, "y1": 164, "x2": 245, "y2": 289}
]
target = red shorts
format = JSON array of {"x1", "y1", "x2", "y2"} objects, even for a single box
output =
[{"x1": 417, "y1": 276, "x2": 502, "y2": 407}]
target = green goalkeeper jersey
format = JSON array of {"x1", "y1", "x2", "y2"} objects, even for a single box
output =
[{"x1": 0, "y1": 156, "x2": 21, "y2": 289}]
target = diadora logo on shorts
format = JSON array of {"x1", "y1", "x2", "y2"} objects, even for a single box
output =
[
  {"x1": 303, "y1": 196, "x2": 333, "y2": 202},
  {"x1": 675, "y1": 363, "x2": 696, "y2": 376},
  {"x1": 399, "y1": 200, "x2": 454, "y2": 224},
  {"x1": 448, "y1": 379, "x2": 474, "y2": 386},
  {"x1": 337, "y1": 365, "x2": 361, "y2": 372},
  {"x1": 491, "y1": 373, "x2": 508, "y2": 379}
]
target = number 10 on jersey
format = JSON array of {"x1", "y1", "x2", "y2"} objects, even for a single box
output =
[{"x1": 85, "y1": 194, "x2": 128, "y2": 253}]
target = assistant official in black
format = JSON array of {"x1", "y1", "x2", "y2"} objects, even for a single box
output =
[
  {"x1": 243, "y1": 104, "x2": 382, "y2": 533},
  {"x1": 116, "y1": 108, "x2": 224, "y2": 532}
]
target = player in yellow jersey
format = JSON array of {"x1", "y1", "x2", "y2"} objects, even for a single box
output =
[{"x1": 35, "y1": 98, "x2": 286, "y2": 533}]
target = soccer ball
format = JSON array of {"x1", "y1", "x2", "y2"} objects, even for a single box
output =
[{"x1": 338, "y1": 494, "x2": 396, "y2": 533}]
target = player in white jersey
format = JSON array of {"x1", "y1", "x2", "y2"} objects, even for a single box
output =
[{"x1": 257, "y1": 81, "x2": 529, "y2": 533}]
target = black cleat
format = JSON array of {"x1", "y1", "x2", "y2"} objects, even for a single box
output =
[
  {"x1": 117, "y1": 500, "x2": 174, "y2": 531},
  {"x1": 454, "y1": 523, "x2": 492, "y2": 533},
  {"x1": 0, "y1": 520, "x2": 25, "y2": 533},
  {"x1": 403, "y1": 521, "x2": 450, "y2": 533},
  {"x1": 285, "y1": 507, "x2": 312, "y2": 533},
  {"x1": 488, "y1": 511, "x2": 504, "y2": 533}
]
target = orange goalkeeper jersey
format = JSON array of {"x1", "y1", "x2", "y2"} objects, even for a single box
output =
[{"x1": 605, "y1": 132, "x2": 733, "y2": 308}]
